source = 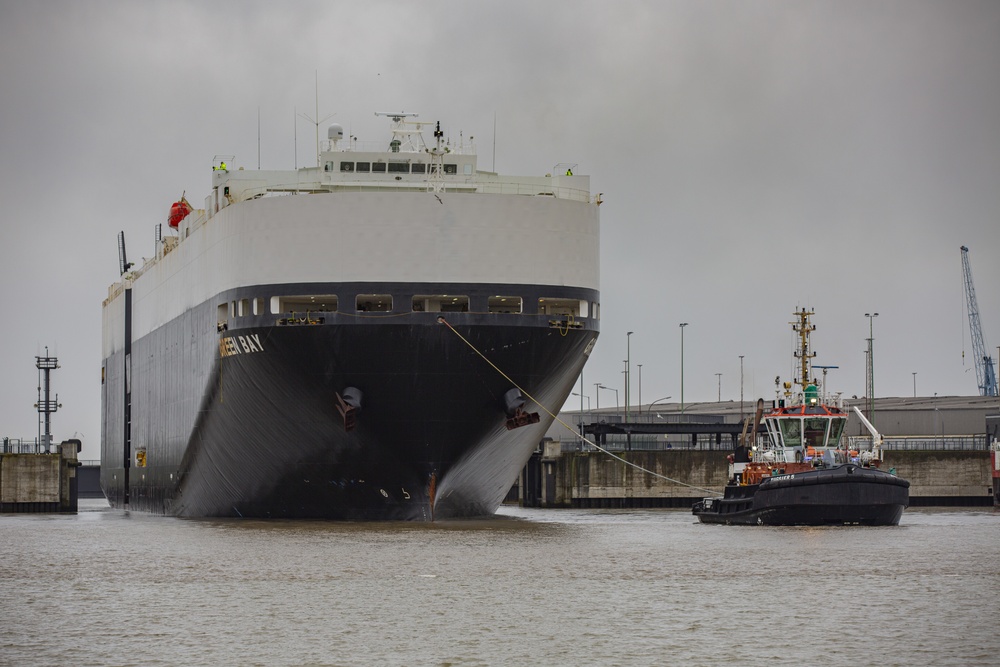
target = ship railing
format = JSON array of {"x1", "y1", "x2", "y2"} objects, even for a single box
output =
[
  {"x1": 559, "y1": 434, "x2": 990, "y2": 453},
  {"x1": 561, "y1": 435, "x2": 736, "y2": 453},
  {"x1": 323, "y1": 139, "x2": 476, "y2": 155},
  {"x1": 210, "y1": 174, "x2": 593, "y2": 207},
  {"x1": 475, "y1": 180, "x2": 591, "y2": 202},
  {"x1": 316, "y1": 175, "x2": 592, "y2": 202}
]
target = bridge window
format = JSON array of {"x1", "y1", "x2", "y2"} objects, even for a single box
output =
[
  {"x1": 340, "y1": 162, "x2": 354, "y2": 172},
  {"x1": 444, "y1": 164, "x2": 457, "y2": 174},
  {"x1": 828, "y1": 418, "x2": 846, "y2": 447},
  {"x1": 804, "y1": 418, "x2": 830, "y2": 448},
  {"x1": 388, "y1": 162, "x2": 409, "y2": 173},
  {"x1": 355, "y1": 162, "x2": 370, "y2": 173},
  {"x1": 411, "y1": 163, "x2": 426, "y2": 174},
  {"x1": 372, "y1": 162, "x2": 387, "y2": 173},
  {"x1": 778, "y1": 418, "x2": 801, "y2": 447}
]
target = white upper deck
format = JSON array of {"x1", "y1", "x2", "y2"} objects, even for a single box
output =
[
  {"x1": 201, "y1": 112, "x2": 593, "y2": 217},
  {"x1": 103, "y1": 113, "x2": 601, "y2": 349}
]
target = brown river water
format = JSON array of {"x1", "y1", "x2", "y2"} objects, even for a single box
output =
[{"x1": 2, "y1": 499, "x2": 998, "y2": 666}]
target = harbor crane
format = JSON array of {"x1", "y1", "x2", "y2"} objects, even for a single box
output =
[{"x1": 960, "y1": 245, "x2": 997, "y2": 396}]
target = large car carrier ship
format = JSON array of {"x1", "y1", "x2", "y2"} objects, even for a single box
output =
[{"x1": 101, "y1": 112, "x2": 601, "y2": 519}]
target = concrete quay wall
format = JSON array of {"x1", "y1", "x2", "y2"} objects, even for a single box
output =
[
  {"x1": 535, "y1": 450, "x2": 992, "y2": 508},
  {"x1": 0, "y1": 443, "x2": 80, "y2": 513}
]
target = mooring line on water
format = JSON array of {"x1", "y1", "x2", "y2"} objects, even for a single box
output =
[{"x1": 437, "y1": 317, "x2": 723, "y2": 496}]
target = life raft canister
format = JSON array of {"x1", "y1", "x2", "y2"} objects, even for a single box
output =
[{"x1": 168, "y1": 197, "x2": 192, "y2": 228}]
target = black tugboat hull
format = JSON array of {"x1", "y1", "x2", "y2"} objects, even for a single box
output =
[{"x1": 692, "y1": 464, "x2": 910, "y2": 526}]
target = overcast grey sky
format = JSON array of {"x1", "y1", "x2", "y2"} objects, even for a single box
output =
[{"x1": 2, "y1": 1, "x2": 998, "y2": 460}]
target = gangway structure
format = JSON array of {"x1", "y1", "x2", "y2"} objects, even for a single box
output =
[{"x1": 960, "y1": 245, "x2": 997, "y2": 396}]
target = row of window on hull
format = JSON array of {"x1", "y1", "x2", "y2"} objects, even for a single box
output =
[{"x1": 218, "y1": 294, "x2": 600, "y2": 324}]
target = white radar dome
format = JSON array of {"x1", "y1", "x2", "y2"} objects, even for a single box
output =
[{"x1": 327, "y1": 124, "x2": 345, "y2": 141}]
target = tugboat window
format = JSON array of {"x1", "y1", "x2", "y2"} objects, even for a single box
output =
[
  {"x1": 779, "y1": 418, "x2": 801, "y2": 447},
  {"x1": 340, "y1": 162, "x2": 354, "y2": 172},
  {"x1": 372, "y1": 163, "x2": 387, "y2": 173},
  {"x1": 355, "y1": 162, "x2": 371, "y2": 173},
  {"x1": 411, "y1": 163, "x2": 426, "y2": 174},
  {"x1": 388, "y1": 162, "x2": 409, "y2": 173},
  {"x1": 804, "y1": 419, "x2": 829, "y2": 448},
  {"x1": 828, "y1": 418, "x2": 846, "y2": 447},
  {"x1": 444, "y1": 164, "x2": 458, "y2": 174}
]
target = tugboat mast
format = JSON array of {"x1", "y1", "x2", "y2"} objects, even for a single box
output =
[{"x1": 791, "y1": 307, "x2": 817, "y2": 391}]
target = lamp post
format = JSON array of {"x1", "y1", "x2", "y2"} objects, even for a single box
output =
[
  {"x1": 571, "y1": 390, "x2": 589, "y2": 445},
  {"x1": 679, "y1": 323, "x2": 688, "y2": 413},
  {"x1": 649, "y1": 396, "x2": 672, "y2": 419},
  {"x1": 598, "y1": 384, "x2": 619, "y2": 414},
  {"x1": 637, "y1": 364, "x2": 642, "y2": 418},
  {"x1": 865, "y1": 312, "x2": 878, "y2": 424},
  {"x1": 626, "y1": 331, "x2": 633, "y2": 423},
  {"x1": 593, "y1": 382, "x2": 601, "y2": 412},
  {"x1": 739, "y1": 355, "x2": 745, "y2": 421}
]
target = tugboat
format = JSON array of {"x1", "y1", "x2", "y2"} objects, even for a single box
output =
[{"x1": 693, "y1": 308, "x2": 909, "y2": 526}]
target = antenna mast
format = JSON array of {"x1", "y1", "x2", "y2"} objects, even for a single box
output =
[
  {"x1": 791, "y1": 307, "x2": 817, "y2": 389},
  {"x1": 299, "y1": 71, "x2": 334, "y2": 167},
  {"x1": 34, "y1": 348, "x2": 60, "y2": 453}
]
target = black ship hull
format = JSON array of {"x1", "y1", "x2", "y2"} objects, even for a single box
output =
[
  {"x1": 692, "y1": 464, "x2": 909, "y2": 526},
  {"x1": 101, "y1": 289, "x2": 598, "y2": 519}
]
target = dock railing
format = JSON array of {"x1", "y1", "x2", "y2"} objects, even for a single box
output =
[
  {"x1": 850, "y1": 435, "x2": 988, "y2": 452},
  {"x1": 1, "y1": 437, "x2": 45, "y2": 454}
]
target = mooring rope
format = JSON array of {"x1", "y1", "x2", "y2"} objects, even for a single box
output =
[{"x1": 437, "y1": 317, "x2": 723, "y2": 496}]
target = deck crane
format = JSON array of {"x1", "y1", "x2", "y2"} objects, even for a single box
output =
[{"x1": 960, "y1": 245, "x2": 998, "y2": 396}]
